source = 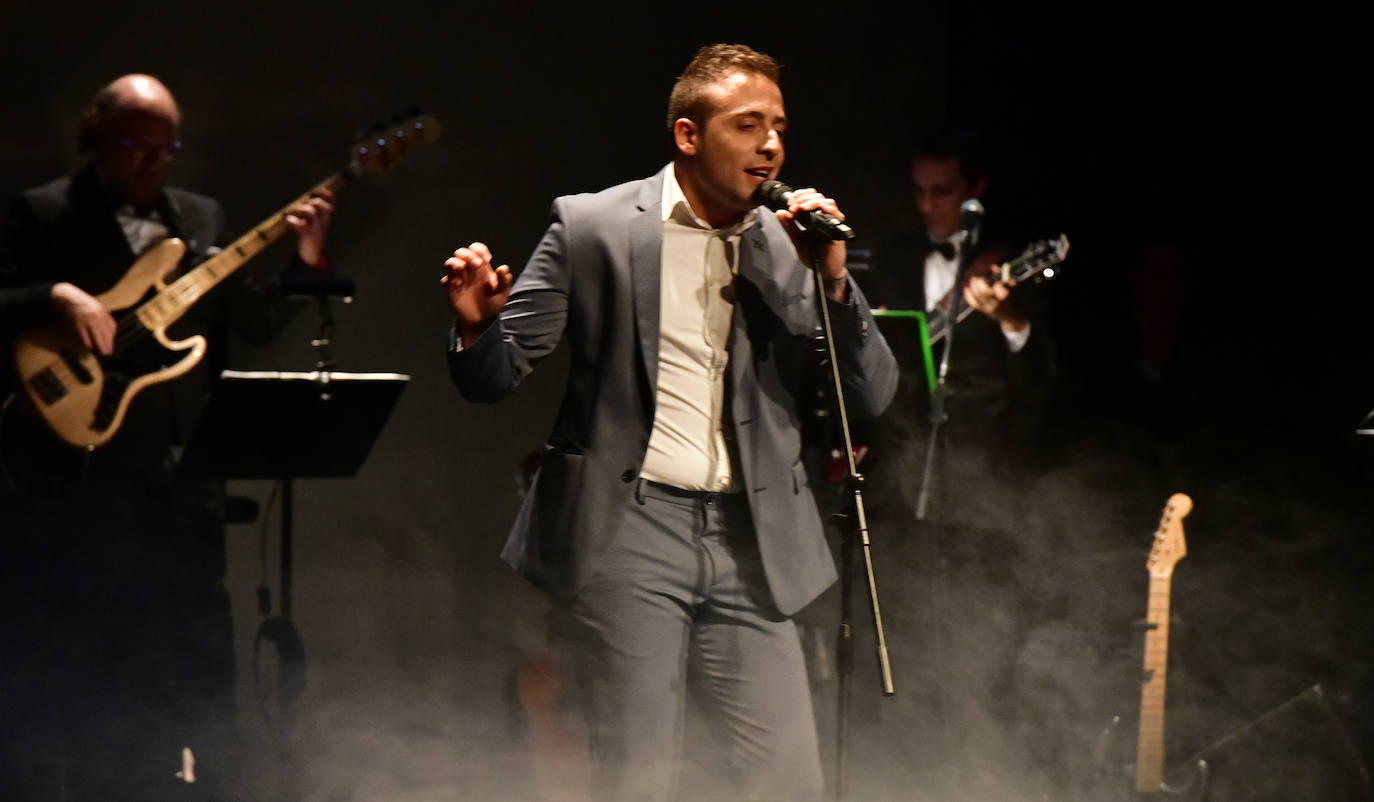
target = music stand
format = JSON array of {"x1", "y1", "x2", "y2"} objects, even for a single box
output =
[
  {"x1": 179, "y1": 369, "x2": 409, "y2": 719},
  {"x1": 870, "y1": 309, "x2": 936, "y2": 397}
]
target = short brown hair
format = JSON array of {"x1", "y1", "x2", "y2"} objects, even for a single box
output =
[{"x1": 666, "y1": 44, "x2": 780, "y2": 131}]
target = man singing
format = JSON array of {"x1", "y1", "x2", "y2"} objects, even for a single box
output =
[{"x1": 442, "y1": 44, "x2": 896, "y2": 801}]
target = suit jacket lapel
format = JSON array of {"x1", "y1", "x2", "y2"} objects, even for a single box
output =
[
  {"x1": 158, "y1": 191, "x2": 191, "y2": 248},
  {"x1": 728, "y1": 230, "x2": 761, "y2": 446},
  {"x1": 914, "y1": 234, "x2": 935, "y2": 312},
  {"x1": 70, "y1": 165, "x2": 136, "y2": 262},
  {"x1": 728, "y1": 222, "x2": 794, "y2": 436},
  {"x1": 737, "y1": 221, "x2": 812, "y2": 335},
  {"x1": 67, "y1": 165, "x2": 142, "y2": 294},
  {"x1": 731, "y1": 225, "x2": 770, "y2": 395},
  {"x1": 630, "y1": 173, "x2": 664, "y2": 414}
]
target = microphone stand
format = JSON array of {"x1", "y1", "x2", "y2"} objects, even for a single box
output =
[
  {"x1": 797, "y1": 234, "x2": 895, "y2": 802},
  {"x1": 914, "y1": 221, "x2": 980, "y2": 521}
]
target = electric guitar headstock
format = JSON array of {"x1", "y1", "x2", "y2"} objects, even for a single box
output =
[
  {"x1": 998, "y1": 233, "x2": 1070, "y2": 285},
  {"x1": 1147, "y1": 492, "x2": 1192, "y2": 579},
  {"x1": 347, "y1": 110, "x2": 442, "y2": 176}
]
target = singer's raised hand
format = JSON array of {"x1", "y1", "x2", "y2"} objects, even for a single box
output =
[
  {"x1": 443, "y1": 242, "x2": 513, "y2": 346},
  {"x1": 775, "y1": 187, "x2": 849, "y2": 300}
]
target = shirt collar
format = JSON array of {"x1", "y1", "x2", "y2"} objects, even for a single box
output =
[{"x1": 662, "y1": 162, "x2": 757, "y2": 237}]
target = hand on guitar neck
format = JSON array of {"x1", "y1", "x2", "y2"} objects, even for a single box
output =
[
  {"x1": 284, "y1": 187, "x2": 336, "y2": 268},
  {"x1": 959, "y1": 255, "x2": 1029, "y2": 336},
  {"x1": 920, "y1": 234, "x2": 1070, "y2": 346}
]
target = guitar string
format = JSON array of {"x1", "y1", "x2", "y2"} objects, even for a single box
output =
[
  {"x1": 109, "y1": 208, "x2": 307, "y2": 353},
  {"x1": 107, "y1": 244, "x2": 246, "y2": 355},
  {"x1": 28, "y1": 321, "x2": 150, "y2": 398}
]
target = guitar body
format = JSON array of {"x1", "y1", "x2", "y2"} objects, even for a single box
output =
[
  {"x1": 1100, "y1": 761, "x2": 1209, "y2": 801},
  {"x1": 1089, "y1": 723, "x2": 1209, "y2": 802},
  {"x1": 12, "y1": 238, "x2": 205, "y2": 448}
]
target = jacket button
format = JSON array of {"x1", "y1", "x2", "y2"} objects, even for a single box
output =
[{"x1": 621, "y1": 470, "x2": 635, "y2": 483}]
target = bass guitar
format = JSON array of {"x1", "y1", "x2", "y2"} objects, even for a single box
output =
[{"x1": 12, "y1": 113, "x2": 440, "y2": 448}]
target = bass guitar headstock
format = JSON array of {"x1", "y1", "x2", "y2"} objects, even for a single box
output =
[{"x1": 348, "y1": 110, "x2": 442, "y2": 176}]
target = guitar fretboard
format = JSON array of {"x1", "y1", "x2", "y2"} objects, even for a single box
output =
[
  {"x1": 135, "y1": 172, "x2": 349, "y2": 331},
  {"x1": 1136, "y1": 572, "x2": 1172, "y2": 791}
]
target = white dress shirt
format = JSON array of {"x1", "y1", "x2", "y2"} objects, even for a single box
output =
[{"x1": 639, "y1": 163, "x2": 757, "y2": 492}]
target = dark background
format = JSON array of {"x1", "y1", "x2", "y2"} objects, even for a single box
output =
[{"x1": 2, "y1": 1, "x2": 1369, "y2": 799}]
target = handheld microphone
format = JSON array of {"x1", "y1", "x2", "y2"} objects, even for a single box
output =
[
  {"x1": 959, "y1": 198, "x2": 984, "y2": 247},
  {"x1": 754, "y1": 180, "x2": 855, "y2": 241}
]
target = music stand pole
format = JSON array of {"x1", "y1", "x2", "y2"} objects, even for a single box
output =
[
  {"x1": 800, "y1": 237, "x2": 895, "y2": 802},
  {"x1": 178, "y1": 368, "x2": 408, "y2": 791},
  {"x1": 914, "y1": 226, "x2": 979, "y2": 522},
  {"x1": 281, "y1": 477, "x2": 295, "y2": 621}
]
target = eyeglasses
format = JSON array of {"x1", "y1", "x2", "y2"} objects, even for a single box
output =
[{"x1": 119, "y1": 138, "x2": 182, "y2": 161}]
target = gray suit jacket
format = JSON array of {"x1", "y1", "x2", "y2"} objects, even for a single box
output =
[{"x1": 448, "y1": 168, "x2": 897, "y2": 615}]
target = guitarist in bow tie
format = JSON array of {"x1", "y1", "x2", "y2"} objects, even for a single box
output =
[
  {"x1": 838, "y1": 123, "x2": 1060, "y2": 786},
  {"x1": 0, "y1": 74, "x2": 335, "y2": 800},
  {"x1": 859, "y1": 123, "x2": 1056, "y2": 467}
]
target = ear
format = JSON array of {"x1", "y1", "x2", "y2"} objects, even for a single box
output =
[{"x1": 673, "y1": 118, "x2": 698, "y2": 157}]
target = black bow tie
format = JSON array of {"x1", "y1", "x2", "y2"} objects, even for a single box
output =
[{"x1": 931, "y1": 240, "x2": 956, "y2": 261}]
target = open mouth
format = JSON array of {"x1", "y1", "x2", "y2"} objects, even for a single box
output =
[{"x1": 744, "y1": 167, "x2": 772, "y2": 182}]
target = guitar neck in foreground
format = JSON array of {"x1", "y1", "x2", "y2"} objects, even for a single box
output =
[
  {"x1": 1136, "y1": 572, "x2": 1174, "y2": 791},
  {"x1": 1135, "y1": 492, "x2": 1192, "y2": 793}
]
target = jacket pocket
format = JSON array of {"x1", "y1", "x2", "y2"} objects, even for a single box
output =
[
  {"x1": 530, "y1": 450, "x2": 587, "y2": 568},
  {"x1": 791, "y1": 458, "x2": 809, "y2": 494}
]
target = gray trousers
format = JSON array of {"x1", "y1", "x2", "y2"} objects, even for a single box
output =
[{"x1": 564, "y1": 479, "x2": 825, "y2": 802}]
